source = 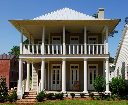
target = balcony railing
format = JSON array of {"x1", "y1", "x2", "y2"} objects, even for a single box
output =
[{"x1": 22, "y1": 44, "x2": 106, "y2": 55}]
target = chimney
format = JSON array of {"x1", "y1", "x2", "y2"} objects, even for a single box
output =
[{"x1": 97, "y1": 8, "x2": 104, "y2": 19}]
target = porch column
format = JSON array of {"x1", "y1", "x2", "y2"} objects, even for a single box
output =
[
  {"x1": 83, "y1": 58, "x2": 88, "y2": 93},
  {"x1": 105, "y1": 58, "x2": 110, "y2": 93},
  {"x1": 42, "y1": 26, "x2": 45, "y2": 54},
  {"x1": 62, "y1": 58, "x2": 66, "y2": 93},
  {"x1": 103, "y1": 61, "x2": 105, "y2": 79},
  {"x1": 106, "y1": 26, "x2": 108, "y2": 54},
  {"x1": 84, "y1": 26, "x2": 87, "y2": 54},
  {"x1": 31, "y1": 63, "x2": 33, "y2": 89},
  {"x1": 26, "y1": 62, "x2": 30, "y2": 91},
  {"x1": 20, "y1": 26, "x2": 23, "y2": 54},
  {"x1": 18, "y1": 59, "x2": 22, "y2": 92},
  {"x1": 63, "y1": 26, "x2": 65, "y2": 55},
  {"x1": 41, "y1": 58, "x2": 45, "y2": 90}
]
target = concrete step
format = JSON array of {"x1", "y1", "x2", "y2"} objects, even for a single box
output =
[{"x1": 16, "y1": 99, "x2": 37, "y2": 104}]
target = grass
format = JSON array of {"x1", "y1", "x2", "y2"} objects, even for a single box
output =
[{"x1": 34, "y1": 100, "x2": 128, "y2": 105}]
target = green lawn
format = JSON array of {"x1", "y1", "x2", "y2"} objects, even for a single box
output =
[{"x1": 34, "y1": 100, "x2": 128, "y2": 105}]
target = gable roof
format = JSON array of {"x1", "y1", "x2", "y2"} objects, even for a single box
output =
[
  {"x1": 33, "y1": 7, "x2": 97, "y2": 20},
  {"x1": 114, "y1": 24, "x2": 128, "y2": 64},
  {"x1": 0, "y1": 54, "x2": 15, "y2": 60}
]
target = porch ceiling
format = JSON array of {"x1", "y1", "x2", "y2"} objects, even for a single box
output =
[{"x1": 9, "y1": 19, "x2": 120, "y2": 40}]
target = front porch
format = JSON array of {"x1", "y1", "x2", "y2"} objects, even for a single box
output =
[{"x1": 17, "y1": 57, "x2": 110, "y2": 99}]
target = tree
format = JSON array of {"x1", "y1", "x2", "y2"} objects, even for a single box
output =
[
  {"x1": 109, "y1": 30, "x2": 118, "y2": 37},
  {"x1": 8, "y1": 46, "x2": 20, "y2": 59},
  {"x1": 109, "y1": 52, "x2": 114, "y2": 63},
  {"x1": 8, "y1": 39, "x2": 29, "y2": 58},
  {"x1": 125, "y1": 17, "x2": 128, "y2": 24}
]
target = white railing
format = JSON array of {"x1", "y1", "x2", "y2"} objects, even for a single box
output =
[
  {"x1": 45, "y1": 44, "x2": 63, "y2": 54},
  {"x1": 66, "y1": 44, "x2": 84, "y2": 54},
  {"x1": 22, "y1": 44, "x2": 106, "y2": 55},
  {"x1": 37, "y1": 83, "x2": 41, "y2": 95},
  {"x1": 87, "y1": 44, "x2": 106, "y2": 54},
  {"x1": 23, "y1": 44, "x2": 42, "y2": 54},
  {"x1": 21, "y1": 85, "x2": 25, "y2": 99}
]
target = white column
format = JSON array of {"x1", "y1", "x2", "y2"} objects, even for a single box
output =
[
  {"x1": 105, "y1": 58, "x2": 110, "y2": 93},
  {"x1": 41, "y1": 58, "x2": 45, "y2": 90},
  {"x1": 31, "y1": 63, "x2": 33, "y2": 89},
  {"x1": 84, "y1": 26, "x2": 87, "y2": 54},
  {"x1": 106, "y1": 26, "x2": 108, "y2": 54},
  {"x1": 62, "y1": 58, "x2": 66, "y2": 93},
  {"x1": 63, "y1": 26, "x2": 65, "y2": 55},
  {"x1": 42, "y1": 26, "x2": 45, "y2": 54},
  {"x1": 18, "y1": 59, "x2": 22, "y2": 92},
  {"x1": 26, "y1": 62, "x2": 30, "y2": 91},
  {"x1": 83, "y1": 58, "x2": 88, "y2": 93},
  {"x1": 103, "y1": 61, "x2": 105, "y2": 79},
  {"x1": 20, "y1": 26, "x2": 23, "y2": 54}
]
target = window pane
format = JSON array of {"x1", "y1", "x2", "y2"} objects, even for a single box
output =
[
  {"x1": 53, "y1": 81, "x2": 55, "y2": 84},
  {"x1": 71, "y1": 38, "x2": 74, "y2": 40},
  {"x1": 89, "y1": 66, "x2": 96, "y2": 69},
  {"x1": 94, "y1": 70, "x2": 96, "y2": 80},
  {"x1": 75, "y1": 66, "x2": 78, "y2": 68},
  {"x1": 90, "y1": 70, "x2": 92, "y2": 84},
  {"x1": 57, "y1": 81, "x2": 59, "y2": 84},
  {"x1": 53, "y1": 38, "x2": 56, "y2": 40},
  {"x1": 75, "y1": 38, "x2": 78, "y2": 40},
  {"x1": 53, "y1": 66, "x2": 56, "y2": 68},
  {"x1": 71, "y1": 66, "x2": 74, "y2": 68},
  {"x1": 57, "y1": 38, "x2": 60, "y2": 40},
  {"x1": 57, "y1": 66, "x2": 60, "y2": 68},
  {"x1": 93, "y1": 38, "x2": 96, "y2": 40}
]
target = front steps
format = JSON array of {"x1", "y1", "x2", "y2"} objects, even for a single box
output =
[
  {"x1": 16, "y1": 99, "x2": 36, "y2": 104},
  {"x1": 23, "y1": 91, "x2": 37, "y2": 99}
]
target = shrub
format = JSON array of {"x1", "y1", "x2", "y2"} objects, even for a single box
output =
[
  {"x1": 55, "y1": 93, "x2": 63, "y2": 100},
  {"x1": 92, "y1": 76, "x2": 105, "y2": 93},
  {"x1": 70, "y1": 93, "x2": 75, "y2": 98},
  {"x1": 101, "y1": 97, "x2": 105, "y2": 100},
  {"x1": 80, "y1": 93, "x2": 85, "y2": 98},
  {"x1": 107, "y1": 97, "x2": 110, "y2": 101},
  {"x1": 109, "y1": 76, "x2": 125, "y2": 96},
  {"x1": 13, "y1": 90, "x2": 17, "y2": 100},
  {"x1": 121, "y1": 95, "x2": 126, "y2": 100},
  {"x1": 126, "y1": 95, "x2": 128, "y2": 100},
  {"x1": 89, "y1": 93, "x2": 94, "y2": 98},
  {"x1": 0, "y1": 95, "x2": 5, "y2": 103},
  {"x1": 46, "y1": 93, "x2": 54, "y2": 100},
  {"x1": 111, "y1": 95, "x2": 115, "y2": 100},
  {"x1": 36, "y1": 90, "x2": 46, "y2": 102},
  {"x1": 95, "y1": 96, "x2": 100, "y2": 100},
  {"x1": 7, "y1": 95, "x2": 14, "y2": 102}
]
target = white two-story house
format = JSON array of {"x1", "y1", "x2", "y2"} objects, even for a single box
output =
[{"x1": 9, "y1": 8, "x2": 120, "y2": 98}]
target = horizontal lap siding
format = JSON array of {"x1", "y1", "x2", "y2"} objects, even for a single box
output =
[{"x1": 115, "y1": 28, "x2": 128, "y2": 79}]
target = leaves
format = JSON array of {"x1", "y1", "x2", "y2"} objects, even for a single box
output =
[{"x1": 125, "y1": 17, "x2": 128, "y2": 24}]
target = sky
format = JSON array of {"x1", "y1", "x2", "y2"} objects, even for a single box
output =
[{"x1": 0, "y1": 0, "x2": 127, "y2": 58}]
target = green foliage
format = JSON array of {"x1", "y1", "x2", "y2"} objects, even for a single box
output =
[
  {"x1": 109, "y1": 30, "x2": 118, "y2": 37},
  {"x1": 70, "y1": 93, "x2": 75, "y2": 98},
  {"x1": 55, "y1": 93, "x2": 63, "y2": 100},
  {"x1": 107, "y1": 97, "x2": 110, "y2": 101},
  {"x1": 109, "y1": 52, "x2": 114, "y2": 63},
  {"x1": 93, "y1": 14, "x2": 98, "y2": 18},
  {"x1": 46, "y1": 93, "x2": 54, "y2": 100},
  {"x1": 0, "y1": 76, "x2": 8, "y2": 102},
  {"x1": 109, "y1": 76, "x2": 125, "y2": 96},
  {"x1": 92, "y1": 76, "x2": 105, "y2": 93},
  {"x1": 13, "y1": 90, "x2": 17, "y2": 100},
  {"x1": 80, "y1": 93, "x2": 85, "y2": 98},
  {"x1": 8, "y1": 46, "x2": 20, "y2": 59},
  {"x1": 111, "y1": 95, "x2": 116, "y2": 100},
  {"x1": 95, "y1": 96, "x2": 100, "y2": 100},
  {"x1": 7, "y1": 95, "x2": 14, "y2": 102},
  {"x1": 125, "y1": 17, "x2": 128, "y2": 24},
  {"x1": 36, "y1": 90, "x2": 46, "y2": 102},
  {"x1": 89, "y1": 93, "x2": 94, "y2": 98}
]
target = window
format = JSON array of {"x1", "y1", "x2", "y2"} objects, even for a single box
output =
[
  {"x1": 12, "y1": 70, "x2": 13, "y2": 77},
  {"x1": 14, "y1": 60, "x2": 16, "y2": 66}
]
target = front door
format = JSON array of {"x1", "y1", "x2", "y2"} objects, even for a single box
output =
[
  {"x1": 88, "y1": 36, "x2": 97, "y2": 54},
  {"x1": 70, "y1": 64, "x2": 79, "y2": 90},
  {"x1": 88, "y1": 64, "x2": 98, "y2": 90},
  {"x1": 70, "y1": 36, "x2": 79, "y2": 54},
  {"x1": 52, "y1": 65, "x2": 61, "y2": 90},
  {"x1": 52, "y1": 37, "x2": 61, "y2": 54}
]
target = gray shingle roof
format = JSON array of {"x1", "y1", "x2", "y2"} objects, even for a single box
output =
[{"x1": 0, "y1": 54, "x2": 15, "y2": 60}]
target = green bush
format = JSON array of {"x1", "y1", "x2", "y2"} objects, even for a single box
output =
[
  {"x1": 89, "y1": 93, "x2": 94, "y2": 98},
  {"x1": 95, "y1": 96, "x2": 100, "y2": 100},
  {"x1": 46, "y1": 93, "x2": 54, "y2": 100},
  {"x1": 111, "y1": 95, "x2": 116, "y2": 100},
  {"x1": 13, "y1": 90, "x2": 17, "y2": 100},
  {"x1": 80, "y1": 93, "x2": 85, "y2": 98},
  {"x1": 109, "y1": 76, "x2": 125, "y2": 96},
  {"x1": 36, "y1": 90, "x2": 46, "y2": 102},
  {"x1": 7, "y1": 95, "x2": 14, "y2": 102},
  {"x1": 70, "y1": 93, "x2": 75, "y2": 98},
  {"x1": 92, "y1": 76, "x2": 105, "y2": 93},
  {"x1": 107, "y1": 97, "x2": 110, "y2": 101},
  {"x1": 0, "y1": 95, "x2": 5, "y2": 103},
  {"x1": 55, "y1": 93, "x2": 63, "y2": 100}
]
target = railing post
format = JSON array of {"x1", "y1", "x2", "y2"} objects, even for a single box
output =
[
  {"x1": 32, "y1": 45, "x2": 34, "y2": 54},
  {"x1": 77, "y1": 45, "x2": 79, "y2": 54},
  {"x1": 100, "y1": 45, "x2": 102, "y2": 54},
  {"x1": 89, "y1": 45, "x2": 90, "y2": 54},
  {"x1": 69, "y1": 45, "x2": 71, "y2": 54},
  {"x1": 97, "y1": 45, "x2": 98, "y2": 54},
  {"x1": 36, "y1": 45, "x2": 38, "y2": 54},
  {"x1": 48, "y1": 45, "x2": 50, "y2": 54},
  {"x1": 93, "y1": 44, "x2": 94, "y2": 54},
  {"x1": 73, "y1": 45, "x2": 75, "y2": 54},
  {"x1": 81, "y1": 45, "x2": 83, "y2": 54},
  {"x1": 56, "y1": 45, "x2": 58, "y2": 54},
  {"x1": 63, "y1": 26, "x2": 65, "y2": 55},
  {"x1": 42, "y1": 26, "x2": 45, "y2": 54},
  {"x1": 60, "y1": 45, "x2": 62, "y2": 54},
  {"x1": 52, "y1": 45, "x2": 54, "y2": 54}
]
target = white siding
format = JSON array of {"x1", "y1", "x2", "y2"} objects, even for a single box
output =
[{"x1": 115, "y1": 25, "x2": 128, "y2": 79}]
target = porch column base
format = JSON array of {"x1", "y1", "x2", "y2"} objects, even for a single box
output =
[
  {"x1": 61, "y1": 91, "x2": 66, "y2": 93},
  {"x1": 83, "y1": 91, "x2": 88, "y2": 93},
  {"x1": 105, "y1": 91, "x2": 111, "y2": 93}
]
